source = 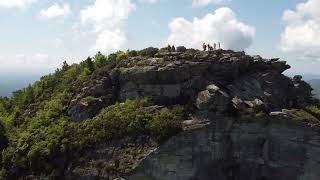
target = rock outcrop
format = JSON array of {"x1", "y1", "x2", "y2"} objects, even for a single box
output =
[
  {"x1": 65, "y1": 49, "x2": 319, "y2": 180},
  {"x1": 67, "y1": 50, "x2": 311, "y2": 121},
  {"x1": 130, "y1": 115, "x2": 320, "y2": 180}
]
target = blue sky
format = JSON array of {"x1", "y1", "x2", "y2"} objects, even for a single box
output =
[{"x1": 0, "y1": 0, "x2": 319, "y2": 76}]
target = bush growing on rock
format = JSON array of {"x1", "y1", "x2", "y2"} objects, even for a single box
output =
[
  {"x1": 138, "y1": 47, "x2": 159, "y2": 57},
  {"x1": 305, "y1": 104, "x2": 320, "y2": 119},
  {"x1": 127, "y1": 50, "x2": 138, "y2": 57},
  {"x1": 0, "y1": 98, "x2": 184, "y2": 179},
  {"x1": 176, "y1": 46, "x2": 187, "y2": 52},
  {"x1": 94, "y1": 52, "x2": 108, "y2": 68}
]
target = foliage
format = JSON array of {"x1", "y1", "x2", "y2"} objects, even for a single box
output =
[
  {"x1": 127, "y1": 50, "x2": 138, "y2": 57},
  {"x1": 0, "y1": 47, "x2": 192, "y2": 179},
  {"x1": 68, "y1": 99, "x2": 183, "y2": 148},
  {"x1": 282, "y1": 109, "x2": 320, "y2": 126},
  {"x1": 305, "y1": 104, "x2": 320, "y2": 119},
  {"x1": 116, "y1": 51, "x2": 128, "y2": 61},
  {"x1": 176, "y1": 46, "x2": 187, "y2": 52},
  {"x1": 80, "y1": 96, "x2": 100, "y2": 106},
  {"x1": 138, "y1": 47, "x2": 159, "y2": 57},
  {"x1": 0, "y1": 93, "x2": 183, "y2": 179},
  {"x1": 94, "y1": 52, "x2": 108, "y2": 68}
]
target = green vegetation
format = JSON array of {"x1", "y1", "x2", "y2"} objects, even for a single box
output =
[
  {"x1": 176, "y1": 46, "x2": 187, "y2": 52},
  {"x1": 0, "y1": 50, "x2": 184, "y2": 179},
  {"x1": 305, "y1": 104, "x2": 320, "y2": 119},
  {"x1": 2, "y1": 46, "x2": 318, "y2": 179},
  {"x1": 282, "y1": 109, "x2": 320, "y2": 126},
  {"x1": 80, "y1": 96, "x2": 101, "y2": 106},
  {"x1": 138, "y1": 47, "x2": 159, "y2": 57}
]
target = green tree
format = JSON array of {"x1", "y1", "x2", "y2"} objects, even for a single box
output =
[
  {"x1": 61, "y1": 61, "x2": 70, "y2": 71},
  {"x1": 94, "y1": 52, "x2": 108, "y2": 68},
  {"x1": 84, "y1": 57, "x2": 95, "y2": 72}
]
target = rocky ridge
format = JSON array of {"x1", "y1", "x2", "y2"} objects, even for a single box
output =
[
  {"x1": 67, "y1": 49, "x2": 311, "y2": 121},
  {"x1": 65, "y1": 49, "x2": 320, "y2": 180}
]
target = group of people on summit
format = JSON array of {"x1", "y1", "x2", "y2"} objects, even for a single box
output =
[{"x1": 202, "y1": 42, "x2": 221, "y2": 51}]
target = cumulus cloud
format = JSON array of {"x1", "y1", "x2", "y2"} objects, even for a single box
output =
[
  {"x1": 192, "y1": 0, "x2": 229, "y2": 7},
  {"x1": 80, "y1": 0, "x2": 135, "y2": 54},
  {"x1": 40, "y1": 3, "x2": 71, "y2": 19},
  {"x1": 167, "y1": 7, "x2": 255, "y2": 51},
  {"x1": 280, "y1": 0, "x2": 320, "y2": 60},
  {"x1": 0, "y1": 0, "x2": 37, "y2": 9}
]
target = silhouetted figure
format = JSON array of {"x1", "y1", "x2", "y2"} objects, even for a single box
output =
[
  {"x1": 214, "y1": 43, "x2": 217, "y2": 50},
  {"x1": 207, "y1": 44, "x2": 211, "y2": 51},
  {"x1": 218, "y1": 42, "x2": 221, "y2": 49},
  {"x1": 203, "y1": 43, "x2": 207, "y2": 51}
]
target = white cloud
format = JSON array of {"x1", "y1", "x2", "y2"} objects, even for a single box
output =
[
  {"x1": 167, "y1": 7, "x2": 255, "y2": 51},
  {"x1": 280, "y1": 0, "x2": 320, "y2": 60},
  {"x1": 0, "y1": 0, "x2": 37, "y2": 9},
  {"x1": 40, "y1": 3, "x2": 71, "y2": 19},
  {"x1": 139, "y1": 0, "x2": 158, "y2": 4},
  {"x1": 80, "y1": 0, "x2": 135, "y2": 54},
  {"x1": 192, "y1": 0, "x2": 229, "y2": 7}
]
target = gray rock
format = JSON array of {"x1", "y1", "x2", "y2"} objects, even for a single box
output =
[
  {"x1": 196, "y1": 84, "x2": 231, "y2": 113},
  {"x1": 130, "y1": 115, "x2": 320, "y2": 180}
]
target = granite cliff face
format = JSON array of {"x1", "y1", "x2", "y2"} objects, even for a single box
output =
[
  {"x1": 130, "y1": 115, "x2": 320, "y2": 180},
  {"x1": 63, "y1": 49, "x2": 320, "y2": 180}
]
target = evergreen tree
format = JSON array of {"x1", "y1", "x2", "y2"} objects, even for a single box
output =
[
  {"x1": 62, "y1": 61, "x2": 70, "y2": 71},
  {"x1": 172, "y1": 45, "x2": 176, "y2": 52},
  {"x1": 84, "y1": 57, "x2": 95, "y2": 72},
  {"x1": 94, "y1": 51, "x2": 107, "y2": 68}
]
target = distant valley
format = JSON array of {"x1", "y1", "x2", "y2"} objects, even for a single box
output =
[{"x1": 0, "y1": 73, "x2": 45, "y2": 97}]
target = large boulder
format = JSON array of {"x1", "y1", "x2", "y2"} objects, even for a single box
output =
[{"x1": 196, "y1": 84, "x2": 231, "y2": 113}]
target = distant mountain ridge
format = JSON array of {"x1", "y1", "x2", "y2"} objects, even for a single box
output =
[{"x1": 308, "y1": 79, "x2": 320, "y2": 99}]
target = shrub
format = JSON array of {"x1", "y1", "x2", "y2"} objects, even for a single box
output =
[
  {"x1": 176, "y1": 46, "x2": 187, "y2": 52},
  {"x1": 171, "y1": 45, "x2": 176, "y2": 52},
  {"x1": 148, "y1": 106, "x2": 183, "y2": 143},
  {"x1": 138, "y1": 47, "x2": 159, "y2": 57},
  {"x1": 94, "y1": 52, "x2": 108, "y2": 68},
  {"x1": 305, "y1": 104, "x2": 320, "y2": 119},
  {"x1": 127, "y1": 50, "x2": 138, "y2": 57},
  {"x1": 71, "y1": 99, "x2": 184, "y2": 147},
  {"x1": 283, "y1": 109, "x2": 320, "y2": 126},
  {"x1": 116, "y1": 52, "x2": 128, "y2": 61}
]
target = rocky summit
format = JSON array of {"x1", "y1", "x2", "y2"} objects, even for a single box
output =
[
  {"x1": 66, "y1": 49, "x2": 318, "y2": 180},
  {"x1": 0, "y1": 47, "x2": 319, "y2": 180},
  {"x1": 68, "y1": 49, "x2": 310, "y2": 121}
]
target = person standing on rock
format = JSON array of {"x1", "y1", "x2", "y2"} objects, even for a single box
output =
[
  {"x1": 214, "y1": 43, "x2": 217, "y2": 50},
  {"x1": 218, "y1": 42, "x2": 221, "y2": 49},
  {"x1": 203, "y1": 43, "x2": 207, "y2": 51},
  {"x1": 208, "y1": 44, "x2": 212, "y2": 51}
]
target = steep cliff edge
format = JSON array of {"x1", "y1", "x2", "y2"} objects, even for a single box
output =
[
  {"x1": 67, "y1": 49, "x2": 310, "y2": 121},
  {"x1": 64, "y1": 49, "x2": 319, "y2": 180},
  {"x1": 0, "y1": 48, "x2": 319, "y2": 180}
]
